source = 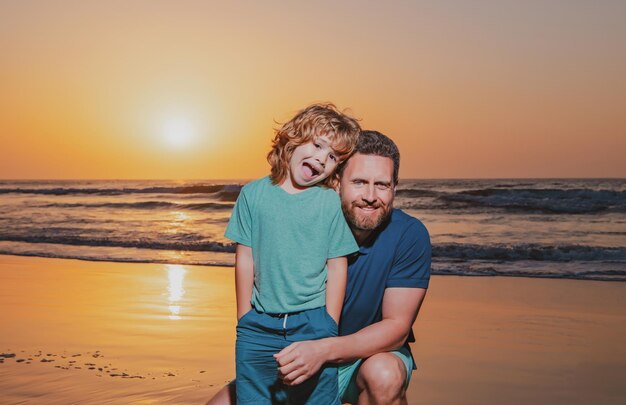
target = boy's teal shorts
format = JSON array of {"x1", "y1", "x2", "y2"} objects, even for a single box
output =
[
  {"x1": 236, "y1": 306, "x2": 340, "y2": 404},
  {"x1": 338, "y1": 345, "x2": 414, "y2": 404}
]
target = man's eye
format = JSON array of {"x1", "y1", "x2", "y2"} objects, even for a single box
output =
[{"x1": 376, "y1": 184, "x2": 391, "y2": 190}]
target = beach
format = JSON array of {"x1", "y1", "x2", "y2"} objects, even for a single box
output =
[
  {"x1": 3, "y1": 0, "x2": 625, "y2": 403},
  {"x1": 1, "y1": 254, "x2": 624, "y2": 404}
]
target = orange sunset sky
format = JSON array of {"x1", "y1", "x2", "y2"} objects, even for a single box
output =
[{"x1": 1, "y1": 1, "x2": 624, "y2": 180}]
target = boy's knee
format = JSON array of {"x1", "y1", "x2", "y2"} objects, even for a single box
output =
[{"x1": 356, "y1": 353, "x2": 406, "y2": 402}]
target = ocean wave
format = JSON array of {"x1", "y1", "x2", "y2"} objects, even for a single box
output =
[
  {"x1": 0, "y1": 248, "x2": 623, "y2": 281},
  {"x1": 491, "y1": 182, "x2": 536, "y2": 188},
  {"x1": 394, "y1": 186, "x2": 626, "y2": 214},
  {"x1": 432, "y1": 265, "x2": 626, "y2": 281},
  {"x1": 2, "y1": 232, "x2": 622, "y2": 264},
  {"x1": 0, "y1": 249, "x2": 235, "y2": 267},
  {"x1": 0, "y1": 184, "x2": 242, "y2": 196},
  {"x1": 395, "y1": 189, "x2": 440, "y2": 198},
  {"x1": 217, "y1": 190, "x2": 241, "y2": 202},
  {"x1": 0, "y1": 234, "x2": 236, "y2": 253},
  {"x1": 40, "y1": 201, "x2": 234, "y2": 211},
  {"x1": 439, "y1": 187, "x2": 626, "y2": 214},
  {"x1": 433, "y1": 243, "x2": 626, "y2": 262}
]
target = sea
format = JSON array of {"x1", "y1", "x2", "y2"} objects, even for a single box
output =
[{"x1": 1, "y1": 179, "x2": 624, "y2": 281}]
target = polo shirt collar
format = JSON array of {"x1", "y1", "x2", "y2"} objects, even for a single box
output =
[{"x1": 352, "y1": 213, "x2": 394, "y2": 256}]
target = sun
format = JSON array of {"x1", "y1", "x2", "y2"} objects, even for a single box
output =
[{"x1": 161, "y1": 116, "x2": 196, "y2": 149}]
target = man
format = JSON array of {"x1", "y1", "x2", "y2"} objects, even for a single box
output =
[{"x1": 208, "y1": 130, "x2": 431, "y2": 404}]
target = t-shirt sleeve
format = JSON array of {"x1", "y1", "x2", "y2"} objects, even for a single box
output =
[
  {"x1": 327, "y1": 197, "x2": 359, "y2": 259},
  {"x1": 386, "y1": 221, "x2": 431, "y2": 289},
  {"x1": 224, "y1": 187, "x2": 252, "y2": 247}
]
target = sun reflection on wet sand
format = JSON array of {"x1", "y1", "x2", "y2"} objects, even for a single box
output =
[{"x1": 165, "y1": 264, "x2": 186, "y2": 320}]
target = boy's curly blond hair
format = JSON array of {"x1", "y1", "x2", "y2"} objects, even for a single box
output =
[{"x1": 267, "y1": 103, "x2": 361, "y2": 188}]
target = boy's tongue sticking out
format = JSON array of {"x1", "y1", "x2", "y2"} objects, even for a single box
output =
[{"x1": 302, "y1": 162, "x2": 319, "y2": 180}]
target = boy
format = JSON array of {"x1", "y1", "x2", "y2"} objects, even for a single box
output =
[{"x1": 225, "y1": 103, "x2": 360, "y2": 404}]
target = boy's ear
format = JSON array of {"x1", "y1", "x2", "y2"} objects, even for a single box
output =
[{"x1": 334, "y1": 173, "x2": 341, "y2": 192}]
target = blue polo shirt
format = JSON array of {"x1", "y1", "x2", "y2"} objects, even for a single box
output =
[{"x1": 339, "y1": 209, "x2": 431, "y2": 346}]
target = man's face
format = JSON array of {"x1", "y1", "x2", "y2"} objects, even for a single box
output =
[{"x1": 338, "y1": 153, "x2": 395, "y2": 232}]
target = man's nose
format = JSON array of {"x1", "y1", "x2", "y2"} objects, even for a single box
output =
[{"x1": 362, "y1": 185, "x2": 377, "y2": 203}]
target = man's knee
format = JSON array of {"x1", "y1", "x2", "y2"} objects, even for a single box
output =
[{"x1": 356, "y1": 353, "x2": 406, "y2": 400}]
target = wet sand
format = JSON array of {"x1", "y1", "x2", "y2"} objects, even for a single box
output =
[{"x1": 0, "y1": 254, "x2": 625, "y2": 404}]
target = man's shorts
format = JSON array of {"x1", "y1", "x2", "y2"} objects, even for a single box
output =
[{"x1": 338, "y1": 345, "x2": 414, "y2": 404}]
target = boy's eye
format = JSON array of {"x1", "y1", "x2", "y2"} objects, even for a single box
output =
[
  {"x1": 329, "y1": 154, "x2": 337, "y2": 161},
  {"x1": 314, "y1": 143, "x2": 321, "y2": 149}
]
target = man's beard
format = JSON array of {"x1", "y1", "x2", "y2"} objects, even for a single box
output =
[{"x1": 342, "y1": 200, "x2": 392, "y2": 231}]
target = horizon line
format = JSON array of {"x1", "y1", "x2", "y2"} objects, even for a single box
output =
[{"x1": 1, "y1": 177, "x2": 625, "y2": 182}]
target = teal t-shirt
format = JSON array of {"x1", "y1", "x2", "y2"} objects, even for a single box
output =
[{"x1": 225, "y1": 176, "x2": 358, "y2": 313}]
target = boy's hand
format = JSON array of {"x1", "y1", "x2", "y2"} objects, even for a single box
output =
[{"x1": 274, "y1": 339, "x2": 330, "y2": 385}]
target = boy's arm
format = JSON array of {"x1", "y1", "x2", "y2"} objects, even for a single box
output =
[
  {"x1": 235, "y1": 243, "x2": 254, "y2": 320},
  {"x1": 325, "y1": 256, "x2": 348, "y2": 324}
]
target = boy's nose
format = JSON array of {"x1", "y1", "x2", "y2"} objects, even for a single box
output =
[{"x1": 315, "y1": 151, "x2": 329, "y2": 166}]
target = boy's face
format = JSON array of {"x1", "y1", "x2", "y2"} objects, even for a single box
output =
[{"x1": 287, "y1": 135, "x2": 340, "y2": 189}]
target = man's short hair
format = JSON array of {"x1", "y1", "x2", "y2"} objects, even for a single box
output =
[{"x1": 338, "y1": 130, "x2": 400, "y2": 184}]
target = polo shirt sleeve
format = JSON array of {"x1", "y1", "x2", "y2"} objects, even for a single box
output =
[
  {"x1": 386, "y1": 221, "x2": 431, "y2": 289},
  {"x1": 224, "y1": 186, "x2": 252, "y2": 247},
  {"x1": 327, "y1": 198, "x2": 359, "y2": 259}
]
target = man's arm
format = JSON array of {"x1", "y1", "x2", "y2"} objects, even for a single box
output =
[
  {"x1": 325, "y1": 286, "x2": 426, "y2": 361},
  {"x1": 235, "y1": 244, "x2": 254, "y2": 320},
  {"x1": 325, "y1": 256, "x2": 348, "y2": 323},
  {"x1": 275, "y1": 286, "x2": 427, "y2": 385}
]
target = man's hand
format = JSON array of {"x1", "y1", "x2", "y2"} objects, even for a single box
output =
[{"x1": 274, "y1": 339, "x2": 330, "y2": 385}]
